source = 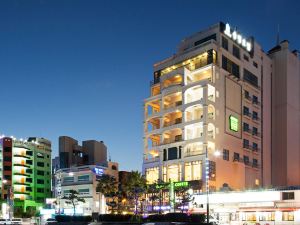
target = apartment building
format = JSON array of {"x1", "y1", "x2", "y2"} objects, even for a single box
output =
[
  {"x1": 143, "y1": 22, "x2": 300, "y2": 191},
  {"x1": 59, "y1": 136, "x2": 107, "y2": 169},
  {"x1": 54, "y1": 163, "x2": 119, "y2": 215},
  {"x1": 0, "y1": 136, "x2": 52, "y2": 212}
]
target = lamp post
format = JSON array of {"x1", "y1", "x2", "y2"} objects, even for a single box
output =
[{"x1": 205, "y1": 149, "x2": 209, "y2": 224}]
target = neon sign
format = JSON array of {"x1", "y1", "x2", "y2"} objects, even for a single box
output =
[
  {"x1": 223, "y1": 23, "x2": 253, "y2": 52},
  {"x1": 92, "y1": 167, "x2": 104, "y2": 176},
  {"x1": 229, "y1": 115, "x2": 239, "y2": 132}
]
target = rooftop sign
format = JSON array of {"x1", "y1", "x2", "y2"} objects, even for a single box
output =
[
  {"x1": 221, "y1": 22, "x2": 254, "y2": 55},
  {"x1": 91, "y1": 167, "x2": 104, "y2": 176}
]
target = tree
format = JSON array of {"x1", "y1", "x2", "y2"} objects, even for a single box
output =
[
  {"x1": 123, "y1": 171, "x2": 147, "y2": 215},
  {"x1": 175, "y1": 187, "x2": 194, "y2": 213},
  {"x1": 96, "y1": 174, "x2": 118, "y2": 214},
  {"x1": 146, "y1": 179, "x2": 167, "y2": 213},
  {"x1": 62, "y1": 190, "x2": 85, "y2": 216}
]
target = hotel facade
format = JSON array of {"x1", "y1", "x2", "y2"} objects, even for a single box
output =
[
  {"x1": 143, "y1": 22, "x2": 300, "y2": 191},
  {"x1": 0, "y1": 136, "x2": 52, "y2": 213}
]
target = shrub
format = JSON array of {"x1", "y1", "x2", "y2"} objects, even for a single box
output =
[
  {"x1": 189, "y1": 214, "x2": 206, "y2": 223},
  {"x1": 55, "y1": 215, "x2": 92, "y2": 222},
  {"x1": 165, "y1": 213, "x2": 190, "y2": 222},
  {"x1": 146, "y1": 214, "x2": 166, "y2": 222},
  {"x1": 98, "y1": 214, "x2": 132, "y2": 222}
]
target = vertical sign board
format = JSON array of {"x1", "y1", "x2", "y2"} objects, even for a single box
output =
[
  {"x1": 229, "y1": 115, "x2": 239, "y2": 132},
  {"x1": 92, "y1": 167, "x2": 104, "y2": 176}
]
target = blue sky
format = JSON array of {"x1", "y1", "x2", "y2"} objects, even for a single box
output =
[{"x1": 0, "y1": 0, "x2": 299, "y2": 171}]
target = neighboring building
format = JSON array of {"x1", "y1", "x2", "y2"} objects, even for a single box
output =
[
  {"x1": 54, "y1": 163, "x2": 119, "y2": 215},
  {"x1": 52, "y1": 156, "x2": 60, "y2": 196},
  {"x1": 268, "y1": 42, "x2": 300, "y2": 187},
  {"x1": 59, "y1": 136, "x2": 107, "y2": 169},
  {"x1": 143, "y1": 22, "x2": 300, "y2": 191},
  {"x1": 0, "y1": 136, "x2": 52, "y2": 212},
  {"x1": 192, "y1": 187, "x2": 300, "y2": 225}
]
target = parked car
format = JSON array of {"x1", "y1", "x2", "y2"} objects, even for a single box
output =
[
  {"x1": 0, "y1": 218, "x2": 12, "y2": 225},
  {"x1": 45, "y1": 218, "x2": 57, "y2": 225},
  {"x1": 11, "y1": 218, "x2": 22, "y2": 225}
]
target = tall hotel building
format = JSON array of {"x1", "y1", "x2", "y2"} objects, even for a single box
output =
[
  {"x1": 143, "y1": 22, "x2": 300, "y2": 191},
  {"x1": 0, "y1": 136, "x2": 52, "y2": 212}
]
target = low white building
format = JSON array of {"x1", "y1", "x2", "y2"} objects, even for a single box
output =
[
  {"x1": 193, "y1": 187, "x2": 300, "y2": 225},
  {"x1": 54, "y1": 164, "x2": 118, "y2": 215}
]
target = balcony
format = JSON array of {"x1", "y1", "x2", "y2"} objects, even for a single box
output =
[
  {"x1": 232, "y1": 157, "x2": 244, "y2": 163},
  {"x1": 163, "y1": 135, "x2": 183, "y2": 145},
  {"x1": 185, "y1": 150, "x2": 203, "y2": 157},
  {"x1": 144, "y1": 156, "x2": 160, "y2": 164},
  {"x1": 243, "y1": 111, "x2": 252, "y2": 118},
  {"x1": 164, "y1": 101, "x2": 182, "y2": 110}
]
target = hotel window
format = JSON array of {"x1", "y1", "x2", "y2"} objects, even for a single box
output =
[
  {"x1": 282, "y1": 192, "x2": 295, "y2": 200},
  {"x1": 253, "y1": 159, "x2": 258, "y2": 168},
  {"x1": 253, "y1": 142, "x2": 258, "y2": 151},
  {"x1": 4, "y1": 156, "x2": 11, "y2": 162},
  {"x1": 223, "y1": 149, "x2": 229, "y2": 161},
  {"x1": 243, "y1": 156, "x2": 249, "y2": 165},
  {"x1": 208, "y1": 161, "x2": 216, "y2": 181},
  {"x1": 233, "y1": 45, "x2": 240, "y2": 59},
  {"x1": 243, "y1": 106, "x2": 250, "y2": 116},
  {"x1": 252, "y1": 127, "x2": 258, "y2": 136},
  {"x1": 282, "y1": 211, "x2": 294, "y2": 221},
  {"x1": 63, "y1": 177, "x2": 74, "y2": 183},
  {"x1": 243, "y1": 139, "x2": 249, "y2": 148},
  {"x1": 184, "y1": 161, "x2": 201, "y2": 181},
  {"x1": 222, "y1": 55, "x2": 240, "y2": 78},
  {"x1": 222, "y1": 36, "x2": 228, "y2": 50},
  {"x1": 252, "y1": 111, "x2": 258, "y2": 120},
  {"x1": 37, "y1": 179, "x2": 44, "y2": 184},
  {"x1": 37, "y1": 170, "x2": 44, "y2": 176},
  {"x1": 79, "y1": 188, "x2": 90, "y2": 194},
  {"x1": 37, "y1": 188, "x2": 44, "y2": 193},
  {"x1": 253, "y1": 95, "x2": 259, "y2": 104},
  {"x1": 233, "y1": 152, "x2": 240, "y2": 161},
  {"x1": 145, "y1": 167, "x2": 159, "y2": 184},
  {"x1": 253, "y1": 61, "x2": 258, "y2": 68},
  {"x1": 37, "y1": 162, "x2": 44, "y2": 167},
  {"x1": 167, "y1": 164, "x2": 180, "y2": 182},
  {"x1": 244, "y1": 69, "x2": 258, "y2": 87},
  {"x1": 259, "y1": 212, "x2": 275, "y2": 221},
  {"x1": 243, "y1": 54, "x2": 249, "y2": 61},
  {"x1": 243, "y1": 123, "x2": 250, "y2": 132},
  {"x1": 78, "y1": 175, "x2": 90, "y2": 182},
  {"x1": 244, "y1": 90, "x2": 250, "y2": 99}
]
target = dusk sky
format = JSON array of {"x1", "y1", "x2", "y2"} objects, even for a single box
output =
[{"x1": 0, "y1": 0, "x2": 299, "y2": 171}]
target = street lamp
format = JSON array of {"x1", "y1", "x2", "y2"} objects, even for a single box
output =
[
  {"x1": 205, "y1": 149, "x2": 209, "y2": 224},
  {"x1": 205, "y1": 149, "x2": 221, "y2": 224}
]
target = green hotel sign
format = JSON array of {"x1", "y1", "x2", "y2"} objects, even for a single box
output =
[
  {"x1": 155, "y1": 181, "x2": 189, "y2": 189},
  {"x1": 174, "y1": 181, "x2": 188, "y2": 187},
  {"x1": 229, "y1": 115, "x2": 239, "y2": 132}
]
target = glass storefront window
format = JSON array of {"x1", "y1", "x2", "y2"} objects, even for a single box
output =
[
  {"x1": 184, "y1": 161, "x2": 202, "y2": 181},
  {"x1": 282, "y1": 211, "x2": 294, "y2": 221},
  {"x1": 145, "y1": 167, "x2": 159, "y2": 184}
]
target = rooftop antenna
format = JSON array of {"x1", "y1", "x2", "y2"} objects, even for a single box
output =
[{"x1": 276, "y1": 24, "x2": 280, "y2": 45}]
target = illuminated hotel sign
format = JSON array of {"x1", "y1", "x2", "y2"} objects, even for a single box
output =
[
  {"x1": 155, "y1": 181, "x2": 189, "y2": 189},
  {"x1": 221, "y1": 22, "x2": 254, "y2": 55},
  {"x1": 229, "y1": 115, "x2": 239, "y2": 132},
  {"x1": 91, "y1": 167, "x2": 104, "y2": 176}
]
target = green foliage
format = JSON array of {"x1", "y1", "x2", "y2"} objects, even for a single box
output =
[
  {"x1": 55, "y1": 215, "x2": 92, "y2": 222},
  {"x1": 61, "y1": 189, "x2": 85, "y2": 216}
]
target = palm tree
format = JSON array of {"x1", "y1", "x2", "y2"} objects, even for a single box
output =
[
  {"x1": 61, "y1": 190, "x2": 85, "y2": 216},
  {"x1": 96, "y1": 174, "x2": 118, "y2": 214},
  {"x1": 123, "y1": 171, "x2": 146, "y2": 215}
]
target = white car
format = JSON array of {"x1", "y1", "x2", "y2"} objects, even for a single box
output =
[
  {"x1": 0, "y1": 219, "x2": 11, "y2": 225},
  {"x1": 11, "y1": 218, "x2": 22, "y2": 225}
]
